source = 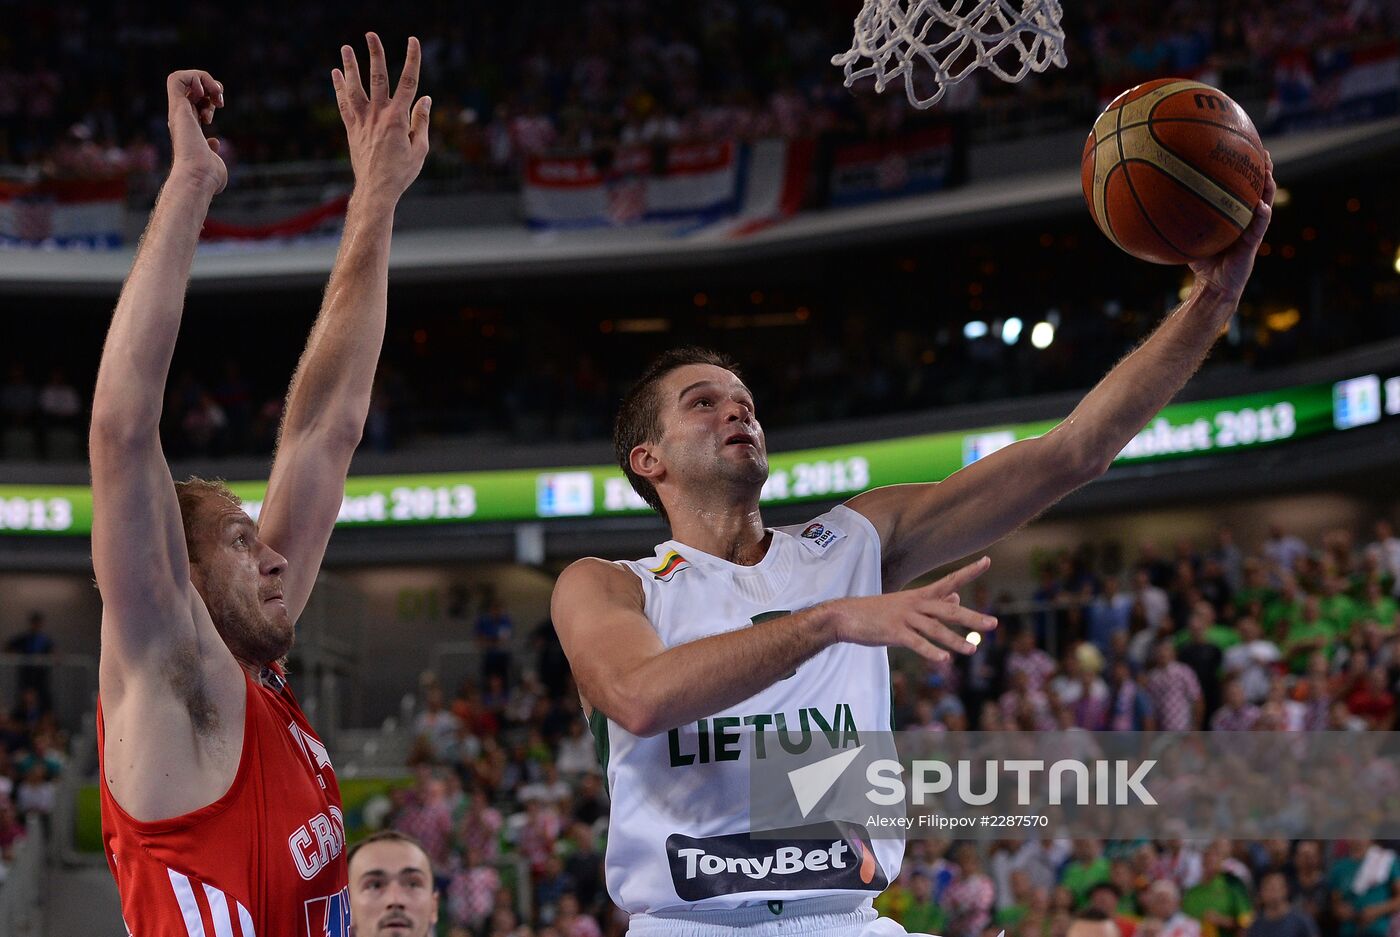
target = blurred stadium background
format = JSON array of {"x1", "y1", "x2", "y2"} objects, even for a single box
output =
[{"x1": 1, "y1": 2, "x2": 1399, "y2": 935}]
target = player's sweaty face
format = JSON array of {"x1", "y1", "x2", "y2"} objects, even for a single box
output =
[
  {"x1": 349, "y1": 842, "x2": 438, "y2": 937},
  {"x1": 657, "y1": 364, "x2": 769, "y2": 484},
  {"x1": 190, "y1": 504, "x2": 293, "y2": 664}
]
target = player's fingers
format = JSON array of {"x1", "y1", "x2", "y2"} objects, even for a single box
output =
[
  {"x1": 923, "y1": 556, "x2": 991, "y2": 598},
  {"x1": 909, "y1": 617, "x2": 976, "y2": 656},
  {"x1": 167, "y1": 70, "x2": 223, "y2": 110},
  {"x1": 207, "y1": 137, "x2": 221, "y2": 154},
  {"x1": 340, "y1": 45, "x2": 368, "y2": 104},
  {"x1": 1242, "y1": 182, "x2": 1274, "y2": 246},
  {"x1": 918, "y1": 599, "x2": 996, "y2": 634},
  {"x1": 366, "y1": 32, "x2": 389, "y2": 101},
  {"x1": 410, "y1": 96, "x2": 432, "y2": 151},
  {"x1": 394, "y1": 36, "x2": 421, "y2": 107},
  {"x1": 902, "y1": 628, "x2": 952, "y2": 665}
]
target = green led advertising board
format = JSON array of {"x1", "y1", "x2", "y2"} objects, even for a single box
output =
[{"x1": 0, "y1": 378, "x2": 1366, "y2": 536}]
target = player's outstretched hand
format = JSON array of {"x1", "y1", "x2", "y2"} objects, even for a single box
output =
[
  {"x1": 166, "y1": 70, "x2": 227, "y2": 194},
  {"x1": 831, "y1": 556, "x2": 996, "y2": 663},
  {"x1": 332, "y1": 33, "x2": 430, "y2": 202},
  {"x1": 1188, "y1": 153, "x2": 1275, "y2": 301}
]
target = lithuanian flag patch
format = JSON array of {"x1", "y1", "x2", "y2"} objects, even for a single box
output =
[{"x1": 649, "y1": 550, "x2": 690, "y2": 582}]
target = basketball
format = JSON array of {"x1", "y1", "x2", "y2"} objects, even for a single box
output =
[{"x1": 1082, "y1": 78, "x2": 1268, "y2": 265}]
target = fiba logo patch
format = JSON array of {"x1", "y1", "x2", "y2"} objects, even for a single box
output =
[{"x1": 798, "y1": 522, "x2": 844, "y2": 554}]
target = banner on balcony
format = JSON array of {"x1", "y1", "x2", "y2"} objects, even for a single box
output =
[
  {"x1": 1268, "y1": 40, "x2": 1400, "y2": 132},
  {"x1": 826, "y1": 125, "x2": 963, "y2": 207},
  {"x1": 523, "y1": 140, "x2": 812, "y2": 234},
  {"x1": 0, "y1": 178, "x2": 125, "y2": 248}
]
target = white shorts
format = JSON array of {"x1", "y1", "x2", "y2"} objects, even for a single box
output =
[{"x1": 626, "y1": 897, "x2": 940, "y2": 937}]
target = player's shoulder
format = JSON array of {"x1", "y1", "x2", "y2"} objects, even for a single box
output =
[{"x1": 555, "y1": 556, "x2": 643, "y2": 602}]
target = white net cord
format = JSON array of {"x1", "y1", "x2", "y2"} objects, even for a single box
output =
[{"x1": 832, "y1": 0, "x2": 1069, "y2": 110}]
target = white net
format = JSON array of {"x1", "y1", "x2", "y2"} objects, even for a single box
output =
[{"x1": 832, "y1": 0, "x2": 1069, "y2": 110}]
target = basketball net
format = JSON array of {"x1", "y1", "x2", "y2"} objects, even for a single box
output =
[{"x1": 832, "y1": 0, "x2": 1068, "y2": 110}]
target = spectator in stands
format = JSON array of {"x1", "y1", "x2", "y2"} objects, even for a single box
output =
[
  {"x1": 1364, "y1": 521, "x2": 1400, "y2": 593},
  {"x1": 562, "y1": 821, "x2": 604, "y2": 913},
  {"x1": 0, "y1": 797, "x2": 24, "y2": 865},
  {"x1": 1142, "y1": 879, "x2": 1202, "y2": 937},
  {"x1": 1089, "y1": 881, "x2": 1140, "y2": 937},
  {"x1": 1286, "y1": 842, "x2": 1331, "y2": 927},
  {"x1": 1210, "y1": 677, "x2": 1260, "y2": 731},
  {"x1": 1345, "y1": 667, "x2": 1396, "y2": 730},
  {"x1": 1105, "y1": 656, "x2": 1155, "y2": 730},
  {"x1": 1265, "y1": 526, "x2": 1310, "y2": 584},
  {"x1": 1007, "y1": 626, "x2": 1057, "y2": 693},
  {"x1": 14, "y1": 760, "x2": 54, "y2": 823},
  {"x1": 1247, "y1": 870, "x2": 1316, "y2": 937},
  {"x1": 1177, "y1": 601, "x2": 1227, "y2": 718},
  {"x1": 1183, "y1": 840, "x2": 1254, "y2": 936},
  {"x1": 393, "y1": 770, "x2": 456, "y2": 874},
  {"x1": 902, "y1": 870, "x2": 947, "y2": 935},
  {"x1": 1330, "y1": 840, "x2": 1400, "y2": 937},
  {"x1": 1069, "y1": 908, "x2": 1123, "y2": 937},
  {"x1": 1282, "y1": 598, "x2": 1333, "y2": 673},
  {"x1": 555, "y1": 892, "x2": 601, "y2": 937},
  {"x1": 1063, "y1": 840, "x2": 1113, "y2": 908},
  {"x1": 944, "y1": 843, "x2": 997, "y2": 937},
  {"x1": 1089, "y1": 576, "x2": 1134, "y2": 655},
  {"x1": 1133, "y1": 569, "x2": 1172, "y2": 634},
  {"x1": 475, "y1": 598, "x2": 514, "y2": 684},
  {"x1": 569, "y1": 771, "x2": 607, "y2": 827},
  {"x1": 1145, "y1": 639, "x2": 1204, "y2": 731},
  {"x1": 447, "y1": 844, "x2": 500, "y2": 933},
  {"x1": 1223, "y1": 617, "x2": 1282, "y2": 704},
  {"x1": 415, "y1": 682, "x2": 463, "y2": 760},
  {"x1": 5, "y1": 611, "x2": 55, "y2": 710}
]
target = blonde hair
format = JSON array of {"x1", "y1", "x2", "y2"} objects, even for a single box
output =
[{"x1": 174, "y1": 477, "x2": 242, "y2": 563}]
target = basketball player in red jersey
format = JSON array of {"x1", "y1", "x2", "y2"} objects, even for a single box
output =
[{"x1": 91, "y1": 36, "x2": 430, "y2": 937}]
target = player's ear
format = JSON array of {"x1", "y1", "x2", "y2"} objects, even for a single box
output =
[{"x1": 629, "y1": 442, "x2": 663, "y2": 483}]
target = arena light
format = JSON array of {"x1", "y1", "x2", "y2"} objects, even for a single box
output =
[
  {"x1": 1030, "y1": 321, "x2": 1055, "y2": 349},
  {"x1": 1394, "y1": 246, "x2": 1400, "y2": 275},
  {"x1": 1001, "y1": 317, "x2": 1023, "y2": 345},
  {"x1": 1266, "y1": 308, "x2": 1300, "y2": 332},
  {"x1": 963, "y1": 320, "x2": 989, "y2": 340}
]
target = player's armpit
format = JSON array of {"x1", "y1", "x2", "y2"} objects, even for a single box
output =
[
  {"x1": 847, "y1": 430, "x2": 1097, "y2": 591},
  {"x1": 552, "y1": 558, "x2": 669, "y2": 735}
]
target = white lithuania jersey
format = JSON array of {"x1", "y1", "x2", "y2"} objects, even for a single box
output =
[{"x1": 593, "y1": 504, "x2": 903, "y2": 914}]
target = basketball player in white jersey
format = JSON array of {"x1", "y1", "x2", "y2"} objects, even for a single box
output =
[{"x1": 551, "y1": 164, "x2": 1274, "y2": 934}]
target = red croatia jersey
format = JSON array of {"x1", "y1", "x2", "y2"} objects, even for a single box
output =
[{"x1": 98, "y1": 665, "x2": 349, "y2": 937}]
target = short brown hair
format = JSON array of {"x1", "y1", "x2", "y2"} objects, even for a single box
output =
[
  {"x1": 346, "y1": 829, "x2": 435, "y2": 880},
  {"x1": 613, "y1": 347, "x2": 741, "y2": 523},
  {"x1": 175, "y1": 477, "x2": 242, "y2": 563}
]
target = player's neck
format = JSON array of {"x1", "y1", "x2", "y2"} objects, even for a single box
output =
[{"x1": 667, "y1": 502, "x2": 769, "y2": 566}]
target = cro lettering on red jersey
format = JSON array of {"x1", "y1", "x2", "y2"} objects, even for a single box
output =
[{"x1": 289, "y1": 805, "x2": 346, "y2": 881}]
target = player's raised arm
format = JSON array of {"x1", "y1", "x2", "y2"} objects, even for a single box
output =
[
  {"x1": 850, "y1": 163, "x2": 1275, "y2": 590},
  {"x1": 552, "y1": 555, "x2": 994, "y2": 737},
  {"x1": 257, "y1": 34, "x2": 430, "y2": 621},
  {"x1": 89, "y1": 70, "x2": 227, "y2": 673}
]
